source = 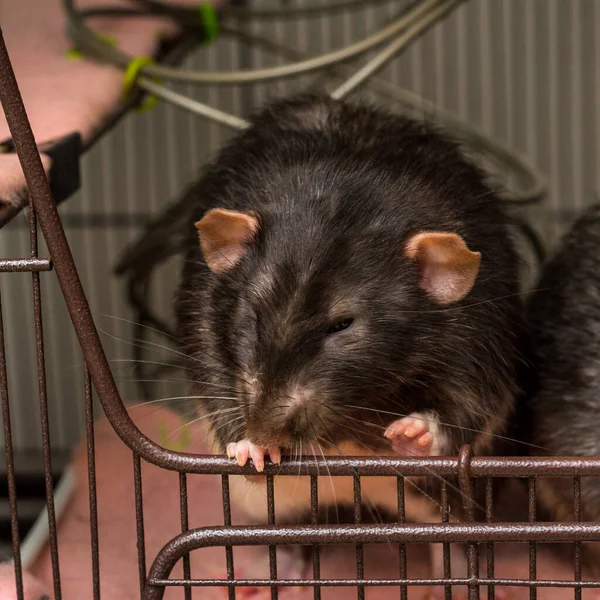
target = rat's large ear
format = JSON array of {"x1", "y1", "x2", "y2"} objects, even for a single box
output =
[
  {"x1": 404, "y1": 231, "x2": 481, "y2": 305},
  {"x1": 195, "y1": 208, "x2": 259, "y2": 274}
]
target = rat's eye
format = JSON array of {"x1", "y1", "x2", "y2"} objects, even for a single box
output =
[{"x1": 326, "y1": 317, "x2": 354, "y2": 335}]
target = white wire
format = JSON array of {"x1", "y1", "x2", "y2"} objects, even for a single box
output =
[
  {"x1": 133, "y1": 0, "x2": 396, "y2": 20},
  {"x1": 140, "y1": 78, "x2": 248, "y2": 130},
  {"x1": 331, "y1": 0, "x2": 464, "y2": 99},
  {"x1": 65, "y1": 0, "x2": 443, "y2": 84}
]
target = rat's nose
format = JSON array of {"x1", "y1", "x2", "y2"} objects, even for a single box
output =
[
  {"x1": 281, "y1": 387, "x2": 316, "y2": 437},
  {"x1": 260, "y1": 386, "x2": 315, "y2": 442},
  {"x1": 286, "y1": 385, "x2": 311, "y2": 410}
]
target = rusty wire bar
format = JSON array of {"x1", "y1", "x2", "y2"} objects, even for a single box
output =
[
  {"x1": 266, "y1": 474, "x2": 278, "y2": 600},
  {"x1": 119, "y1": 455, "x2": 600, "y2": 477},
  {"x1": 353, "y1": 473, "x2": 364, "y2": 600},
  {"x1": 30, "y1": 195, "x2": 62, "y2": 599},
  {"x1": 134, "y1": 454, "x2": 147, "y2": 598},
  {"x1": 143, "y1": 522, "x2": 600, "y2": 600},
  {"x1": 178, "y1": 473, "x2": 191, "y2": 600},
  {"x1": 2, "y1": 448, "x2": 593, "y2": 479},
  {"x1": 310, "y1": 475, "x2": 321, "y2": 600},
  {"x1": 397, "y1": 476, "x2": 407, "y2": 600},
  {"x1": 0, "y1": 291, "x2": 23, "y2": 600},
  {"x1": 441, "y1": 479, "x2": 451, "y2": 600},
  {"x1": 221, "y1": 474, "x2": 236, "y2": 600},
  {"x1": 574, "y1": 476, "x2": 582, "y2": 600},
  {"x1": 149, "y1": 576, "x2": 600, "y2": 589},
  {"x1": 84, "y1": 364, "x2": 101, "y2": 599},
  {"x1": 458, "y1": 446, "x2": 479, "y2": 600},
  {"x1": 485, "y1": 477, "x2": 495, "y2": 600},
  {"x1": 529, "y1": 477, "x2": 537, "y2": 600},
  {"x1": 0, "y1": 258, "x2": 52, "y2": 272}
]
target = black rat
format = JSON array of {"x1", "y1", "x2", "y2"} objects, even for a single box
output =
[
  {"x1": 175, "y1": 94, "x2": 524, "y2": 597},
  {"x1": 524, "y1": 203, "x2": 600, "y2": 578}
]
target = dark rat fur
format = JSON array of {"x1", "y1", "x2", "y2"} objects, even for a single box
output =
[
  {"x1": 174, "y1": 94, "x2": 524, "y2": 464},
  {"x1": 524, "y1": 203, "x2": 600, "y2": 571}
]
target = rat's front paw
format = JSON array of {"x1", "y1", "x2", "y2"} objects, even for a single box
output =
[
  {"x1": 384, "y1": 412, "x2": 443, "y2": 457},
  {"x1": 226, "y1": 439, "x2": 281, "y2": 472}
]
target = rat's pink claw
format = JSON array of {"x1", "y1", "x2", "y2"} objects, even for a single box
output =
[
  {"x1": 384, "y1": 412, "x2": 442, "y2": 457},
  {"x1": 225, "y1": 440, "x2": 281, "y2": 472},
  {"x1": 233, "y1": 440, "x2": 252, "y2": 466},
  {"x1": 268, "y1": 446, "x2": 282, "y2": 465},
  {"x1": 226, "y1": 443, "x2": 237, "y2": 459},
  {"x1": 249, "y1": 444, "x2": 266, "y2": 472}
]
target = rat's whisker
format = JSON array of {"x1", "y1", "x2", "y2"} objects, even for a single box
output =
[
  {"x1": 117, "y1": 377, "x2": 238, "y2": 393},
  {"x1": 341, "y1": 404, "x2": 550, "y2": 453},
  {"x1": 129, "y1": 395, "x2": 239, "y2": 409},
  {"x1": 93, "y1": 312, "x2": 180, "y2": 342}
]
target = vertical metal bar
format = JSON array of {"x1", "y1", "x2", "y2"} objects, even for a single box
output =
[
  {"x1": 441, "y1": 479, "x2": 451, "y2": 600},
  {"x1": 30, "y1": 193, "x2": 62, "y2": 600},
  {"x1": 221, "y1": 474, "x2": 236, "y2": 600},
  {"x1": 0, "y1": 291, "x2": 24, "y2": 600},
  {"x1": 458, "y1": 446, "x2": 479, "y2": 600},
  {"x1": 397, "y1": 476, "x2": 407, "y2": 600},
  {"x1": 574, "y1": 476, "x2": 582, "y2": 600},
  {"x1": 486, "y1": 477, "x2": 494, "y2": 600},
  {"x1": 267, "y1": 474, "x2": 278, "y2": 600},
  {"x1": 354, "y1": 473, "x2": 364, "y2": 600},
  {"x1": 84, "y1": 365, "x2": 100, "y2": 600},
  {"x1": 133, "y1": 454, "x2": 147, "y2": 598},
  {"x1": 528, "y1": 477, "x2": 537, "y2": 600},
  {"x1": 310, "y1": 475, "x2": 321, "y2": 600},
  {"x1": 179, "y1": 473, "x2": 191, "y2": 600}
]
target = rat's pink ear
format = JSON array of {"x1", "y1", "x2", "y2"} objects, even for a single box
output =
[
  {"x1": 404, "y1": 231, "x2": 481, "y2": 305},
  {"x1": 195, "y1": 208, "x2": 259, "y2": 274}
]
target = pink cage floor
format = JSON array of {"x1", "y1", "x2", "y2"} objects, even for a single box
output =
[{"x1": 10, "y1": 405, "x2": 595, "y2": 600}]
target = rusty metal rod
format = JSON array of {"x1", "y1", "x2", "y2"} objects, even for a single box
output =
[
  {"x1": 149, "y1": 577, "x2": 600, "y2": 589},
  {"x1": 458, "y1": 445, "x2": 479, "y2": 600},
  {"x1": 30, "y1": 204, "x2": 62, "y2": 598},
  {"x1": 84, "y1": 365, "x2": 101, "y2": 599},
  {"x1": 0, "y1": 258, "x2": 51, "y2": 272},
  {"x1": 0, "y1": 291, "x2": 24, "y2": 599},
  {"x1": 144, "y1": 523, "x2": 600, "y2": 600}
]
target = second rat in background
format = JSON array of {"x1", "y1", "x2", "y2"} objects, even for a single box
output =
[
  {"x1": 175, "y1": 94, "x2": 525, "y2": 595},
  {"x1": 524, "y1": 203, "x2": 600, "y2": 577}
]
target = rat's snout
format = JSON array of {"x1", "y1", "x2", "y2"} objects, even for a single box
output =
[{"x1": 249, "y1": 385, "x2": 319, "y2": 446}]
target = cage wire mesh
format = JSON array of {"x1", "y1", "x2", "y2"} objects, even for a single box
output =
[{"x1": 0, "y1": 0, "x2": 600, "y2": 598}]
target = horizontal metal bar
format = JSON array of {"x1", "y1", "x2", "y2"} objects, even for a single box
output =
[
  {"x1": 141, "y1": 454, "x2": 600, "y2": 478},
  {"x1": 152, "y1": 578, "x2": 600, "y2": 589},
  {"x1": 157, "y1": 522, "x2": 600, "y2": 550},
  {"x1": 0, "y1": 258, "x2": 52, "y2": 272},
  {"x1": 8, "y1": 213, "x2": 152, "y2": 229},
  {"x1": 145, "y1": 523, "x2": 600, "y2": 600}
]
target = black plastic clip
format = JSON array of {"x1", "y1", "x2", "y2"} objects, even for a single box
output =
[{"x1": 0, "y1": 131, "x2": 82, "y2": 206}]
